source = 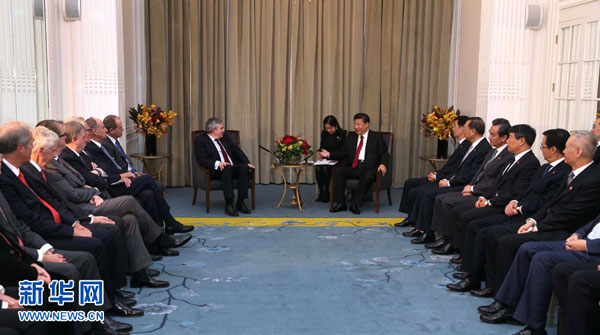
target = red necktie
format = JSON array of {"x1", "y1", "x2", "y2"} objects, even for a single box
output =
[
  {"x1": 352, "y1": 135, "x2": 364, "y2": 168},
  {"x1": 216, "y1": 140, "x2": 231, "y2": 164},
  {"x1": 18, "y1": 171, "x2": 62, "y2": 224}
]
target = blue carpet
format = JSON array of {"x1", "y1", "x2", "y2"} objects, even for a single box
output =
[{"x1": 119, "y1": 186, "x2": 557, "y2": 335}]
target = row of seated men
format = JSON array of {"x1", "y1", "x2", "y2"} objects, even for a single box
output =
[
  {"x1": 398, "y1": 116, "x2": 600, "y2": 335},
  {"x1": 0, "y1": 116, "x2": 196, "y2": 334}
]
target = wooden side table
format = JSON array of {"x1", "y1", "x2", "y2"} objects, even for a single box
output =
[
  {"x1": 271, "y1": 163, "x2": 312, "y2": 212},
  {"x1": 130, "y1": 153, "x2": 173, "y2": 183},
  {"x1": 419, "y1": 155, "x2": 448, "y2": 172}
]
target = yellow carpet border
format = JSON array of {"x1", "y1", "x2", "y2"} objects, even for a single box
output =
[{"x1": 176, "y1": 217, "x2": 405, "y2": 227}]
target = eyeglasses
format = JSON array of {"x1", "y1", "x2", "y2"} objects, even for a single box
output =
[
  {"x1": 59, "y1": 133, "x2": 67, "y2": 138},
  {"x1": 539, "y1": 145, "x2": 548, "y2": 150}
]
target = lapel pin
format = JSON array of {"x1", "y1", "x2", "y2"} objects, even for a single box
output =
[{"x1": 569, "y1": 186, "x2": 573, "y2": 191}]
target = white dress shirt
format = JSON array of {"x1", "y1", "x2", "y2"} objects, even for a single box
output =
[{"x1": 208, "y1": 134, "x2": 234, "y2": 170}]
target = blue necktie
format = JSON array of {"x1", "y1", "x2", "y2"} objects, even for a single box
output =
[
  {"x1": 100, "y1": 145, "x2": 123, "y2": 171},
  {"x1": 542, "y1": 164, "x2": 552, "y2": 176},
  {"x1": 114, "y1": 140, "x2": 136, "y2": 173}
]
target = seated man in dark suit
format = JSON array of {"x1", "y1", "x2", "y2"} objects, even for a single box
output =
[
  {"x1": 102, "y1": 115, "x2": 137, "y2": 173},
  {"x1": 395, "y1": 115, "x2": 471, "y2": 227},
  {"x1": 552, "y1": 261, "x2": 600, "y2": 335},
  {"x1": 194, "y1": 117, "x2": 255, "y2": 216},
  {"x1": 478, "y1": 215, "x2": 600, "y2": 334},
  {"x1": 592, "y1": 117, "x2": 600, "y2": 164},
  {"x1": 318, "y1": 113, "x2": 389, "y2": 215}
]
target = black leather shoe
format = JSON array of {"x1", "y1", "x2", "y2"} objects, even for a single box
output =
[
  {"x1": 151, "y1": 254, "x2": 163, "y2": 261},
  {"x1": 470, "y1": 287, "x2": 495, "y2": 298},
  {"x1": 160, "y1": 233, "x2": 192, "y2": 249},
  {"x1": 165, "y1": 221, "x2": 195, "y2": 234},
  {"x1": 130, "y1": 273, "x2": 169, "y2": 289},
  {"x1": 446, "y1": 278, "x2": 479, "y2": 292},
  {"x1": 450, "y1": 256, "x2": 463, "y2": 264},
  {"x1": 330, "y1": 203, "x2": 347, "y2": 213},
  {"x1": 411, "y1": 233, "x2": 435, "y2": 244},
  {"x1": 225, "y1": 204, "x2": 239, "y2": 216},
  {"x1": 452, "y1": 272, "x2": 469, "y2": 280},
  {"x1": 119, "y1": 297, "x2": 137, "y2": 307},
  {"x1": 512, "y1": 326, "x2": 547, "y2": 335},
  {"x1": 456, "y1": 265, "x2": 464, "y2": 272},
  {"x1": 425, "y1": 237, "x2": 445, "y2": 249},
  {"x1": 394, "y1": 220, "x2": 414, "y2": 228},
  {"x1": 103, "y1": 316, "x2": 133, "y2": 333},
  {"x1": 236, "y1": 200, "x2": 252, "y2": 214},
  {"x1": 402, "y1": 228, "x2": 423, "y2": 238},
  {"x1": 349, "y1": 204, "x2": 361, "y2": 215},
  {"x1": 146, "y1": 268, "x2": 160, "y2": 277},
  {"x1": 477, "y1": 300, "x2": 505, "y2": 314},
  {"x1": 115, "y1": 289, "x2": 135, "y2": 299},
  {"x1": 107, "y1": 300, "x2": 144, "y2": 317},
  {"x1": 149, "y1": 246, "x2": 179, "y2": 257},
  {"x1": 479, "y1": 307, "x2": 513, "y2": 324},
  {"x1": 431, "y1": 243, "x2": 456, "y2": 255}
]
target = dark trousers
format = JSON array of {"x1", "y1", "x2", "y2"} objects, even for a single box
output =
[
  {"x1": 315, "y1": 165, "x2": 333, "y2": 197},
  {"x1": 333, "y1": 165, "x2": 376, "y2": 206},
  {"x1": 398, "y1": 177, "x2": 430, "y2": 213},
  {"x1": 431, "y1": 192, "x2": 476, "y2": 239},
  {"x1": 552, "y1": 261, "x2": 600, "y2": 335},
  {"x1": 411, "y1": 185, "x2": 462, "y2": 233},
  {"x1": 450, "y1": 205, "x2": 505, "y2": 249},
  {"x1": 211, "y1": 164, "x2": 249, "y2": 201}
]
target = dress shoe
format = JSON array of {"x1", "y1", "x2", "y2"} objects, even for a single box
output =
[
  {"x1": 119, "y1": 297, "x2": 137, "y2": 308},
  {"x1": 102, "y1": 316, "x2": 133, "y2": 333},
  {"x1": 151, "y1": 254, "x2": 163, "y2": 261},
  {"x1": 452, "y1": 272, "x2": 469, "y2": 280},
  {"x1": 107, "y1": 300, "x2": 144, "y2": 317},
  {"x1": 446, "y1": 278, "x2": 479, "y2": 292},
  {"x1": 424, "y1": 237, "x2": 445, "y2": 249},
  {"x1": 402, "y1": 228, "x2": 423, "y2": 238},
  {"x1": 411, "y1": 233, "x2": 435, "y2": 244},
  {"x1": 349, "y1": 204, "x2": 361, "y2": 215},
  {"x1": 431, "y1": 243, "x2": 456, "y2": 255},
  {"x1": 236, "y1": 200, "x2": 252, "y2": 214},
  {"x1": 225, "y1": 203, "x2": 239, "y2": 216},
  {"x1": 477, "y1": 300, "x2": 505, "y2": 314},
  {"x1": 149, "y1": 247, "x2": 179, "y2": 257},
  {"x1": 165, "y1": 221, "x2": 195, "y2": 234},
  {"x1": 146, "y1": 268, "x2": 160, "y2": 277},
  {"x1": 318, "y1": 192, "x2": 330, "y2": 202},
  {"x1": 115, "y1": 289, "x2": 135, "y2": 299},
  {"x1": 130, "y1": 273, "x2": 169, "y2": 288},
  {"x1": 470, "y1": 286, "x2": 494, "y2": 298},
  {"x1": 479, "y1": 307, "x2": 513, "y2": 324},
  {"x1": 394, "y1": 220, "x2": 415, "y2": 228},
  {"x1": 450, "y1": 256, "x2": 463, "y2": 264},
  {"x1": 330, "y1": 203, "x2": 347, "y2": 213},
  {"x1": 512, "y1": 326, "x2": 547, "y2": 335},
  {"x1": 456, "y1": 265, "x2": 464, "y2": 272},
  {"x1": 159, "y1": 233, "x2": 192, "y2": 249}
]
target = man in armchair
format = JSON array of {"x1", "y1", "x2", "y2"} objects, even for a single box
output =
[{"x1": 194, "y1": 118, "x2": 255, "y2": 216}]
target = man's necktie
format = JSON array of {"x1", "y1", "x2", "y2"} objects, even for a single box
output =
[
  {"x1": 483, "y1": 149, "x2": 498, "y2": 170},
  {"x1": 18, "y1": 171, "x2": 61, "y2": 224},
  {"x1": 100, "y1": 145, "x2": 123, "y2": 170},
  {"x1": 502, "y1": 158, "x2": 517, "y2": 176},
  {"x1": 567, "y1": 171, "x2": 575, "y2": 185},
  {"x1": 216, "y1": 140, "x2": 231, "y2": 164},
  {"x1": 352, "y1": 135, "x2": 364, "y2": 168},
  {"x1": 460, "y1": 146, "x2": 474, "y2": 164},
  {"x1": 0, "y1": 231, "x2": 22, "y2": 259},
  {"x1": 542, "y1": 164, "x2": 552, "y2": 177},
  {"x1": 114, "y1": 140, "x2": 137, "y2": 173}
]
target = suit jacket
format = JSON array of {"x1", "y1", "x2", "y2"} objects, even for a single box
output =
[
  {"x1": 0, "y1": 163, "x2": 75, "y2": 239},
  {"x1": 517, "y1": 161, "x2": 571, "y2": 216},
  {"x1": 59, "y1": 147, "x2": 118, "y2": 191},
  {"x1": 484, "y1": 151, "x2": 540, "y2": 207},
  {"x1": 44, "y1": 159, "x2": 100, "y2": 204},
  {"x1": 0, "y1": 230, "x2": 37, "y2": 286},
  {"x1": 329, "y1": 131, "x2": 389, "y2": 170},
  {"x1": 574, "y1": 215, "x2": 600, "y2": 255},
  {"x1": 532, "y1": 163, "x2": 600, "y2": 233},
  {"x1": 194, "y1": 133, "x2": 250, "y2": 171},
  {"x1": 102, "y1": 138, "x2": 129, "y2": 173},
  {"x1": 20, "y1": 163, "x2": 90, "y2": 224},
  {"x1": 84, "y1": 142, "x2": 125, "y2": 179},
  {"x1": 469, "y1": 146, "x2": 514, "y2": 195},
  {"x1": 447, "y1": 138, "x2": 492, "y2": 186},
  {"x1": 436, "y1": 140, "x2": 471, "y2": 180},
  {"x1": 594, "y1": 145, "x2": 600, "y2": 165}
]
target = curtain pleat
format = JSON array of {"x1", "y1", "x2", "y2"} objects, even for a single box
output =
[{"x1": 145, "y1": 0, "x2": 453, "y2": 187}]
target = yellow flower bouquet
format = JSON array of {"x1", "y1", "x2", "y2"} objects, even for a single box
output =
[
  {"x1": 128, "y1": 104, "x2": 177, "y2": 138},
  {"x1": 421, "y1": 105, "x2": 460, "y2": 140}
]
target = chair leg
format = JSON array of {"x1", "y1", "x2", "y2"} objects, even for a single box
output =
[
  {"x1": 251, "y1": 186, "x2": 256, "y2": 210},
  {"x1": 206, "y1": 189, "x2": 210, "y2": 213},
  {"x1": 192, "y1": 187, "x2": 198, "y2": 205},
  {"x1": 387, "y1": 188, "x2": 392, "y2": 206},
  {"x1": 376, "y1": 190, "x2": 380, "y2": 213}
]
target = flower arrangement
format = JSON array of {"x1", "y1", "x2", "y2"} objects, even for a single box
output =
[
  {"x1": 128, "y1": 104, "x2": 177, "y2": 138},
  {"x1": 421, "y1": 105, "x2": 460, "y2": 140},
  {"x1": 273, "y1": 135, "x2": 312, "y2": 163}
]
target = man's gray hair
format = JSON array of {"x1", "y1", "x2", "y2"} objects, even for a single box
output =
[
  {"x1": 205, "y1": 117, "x2": 223, "y2": 132},
  {"x1": 0, "y1": 121, "x2": 32, "y2": 154},
  {"x1": 32, "y1": 126, "x2": 58, "y2": 152},
  {"x1": 571, "y1": 130, "x2": 597, "y2": 159},
  {"x1": 63, "y1": 121, "x2": 85, "y2": 144}
]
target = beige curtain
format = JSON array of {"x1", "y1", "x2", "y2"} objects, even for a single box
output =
[{"x1": 145, "y1": 0, "x2": 453, "y2": 187}]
